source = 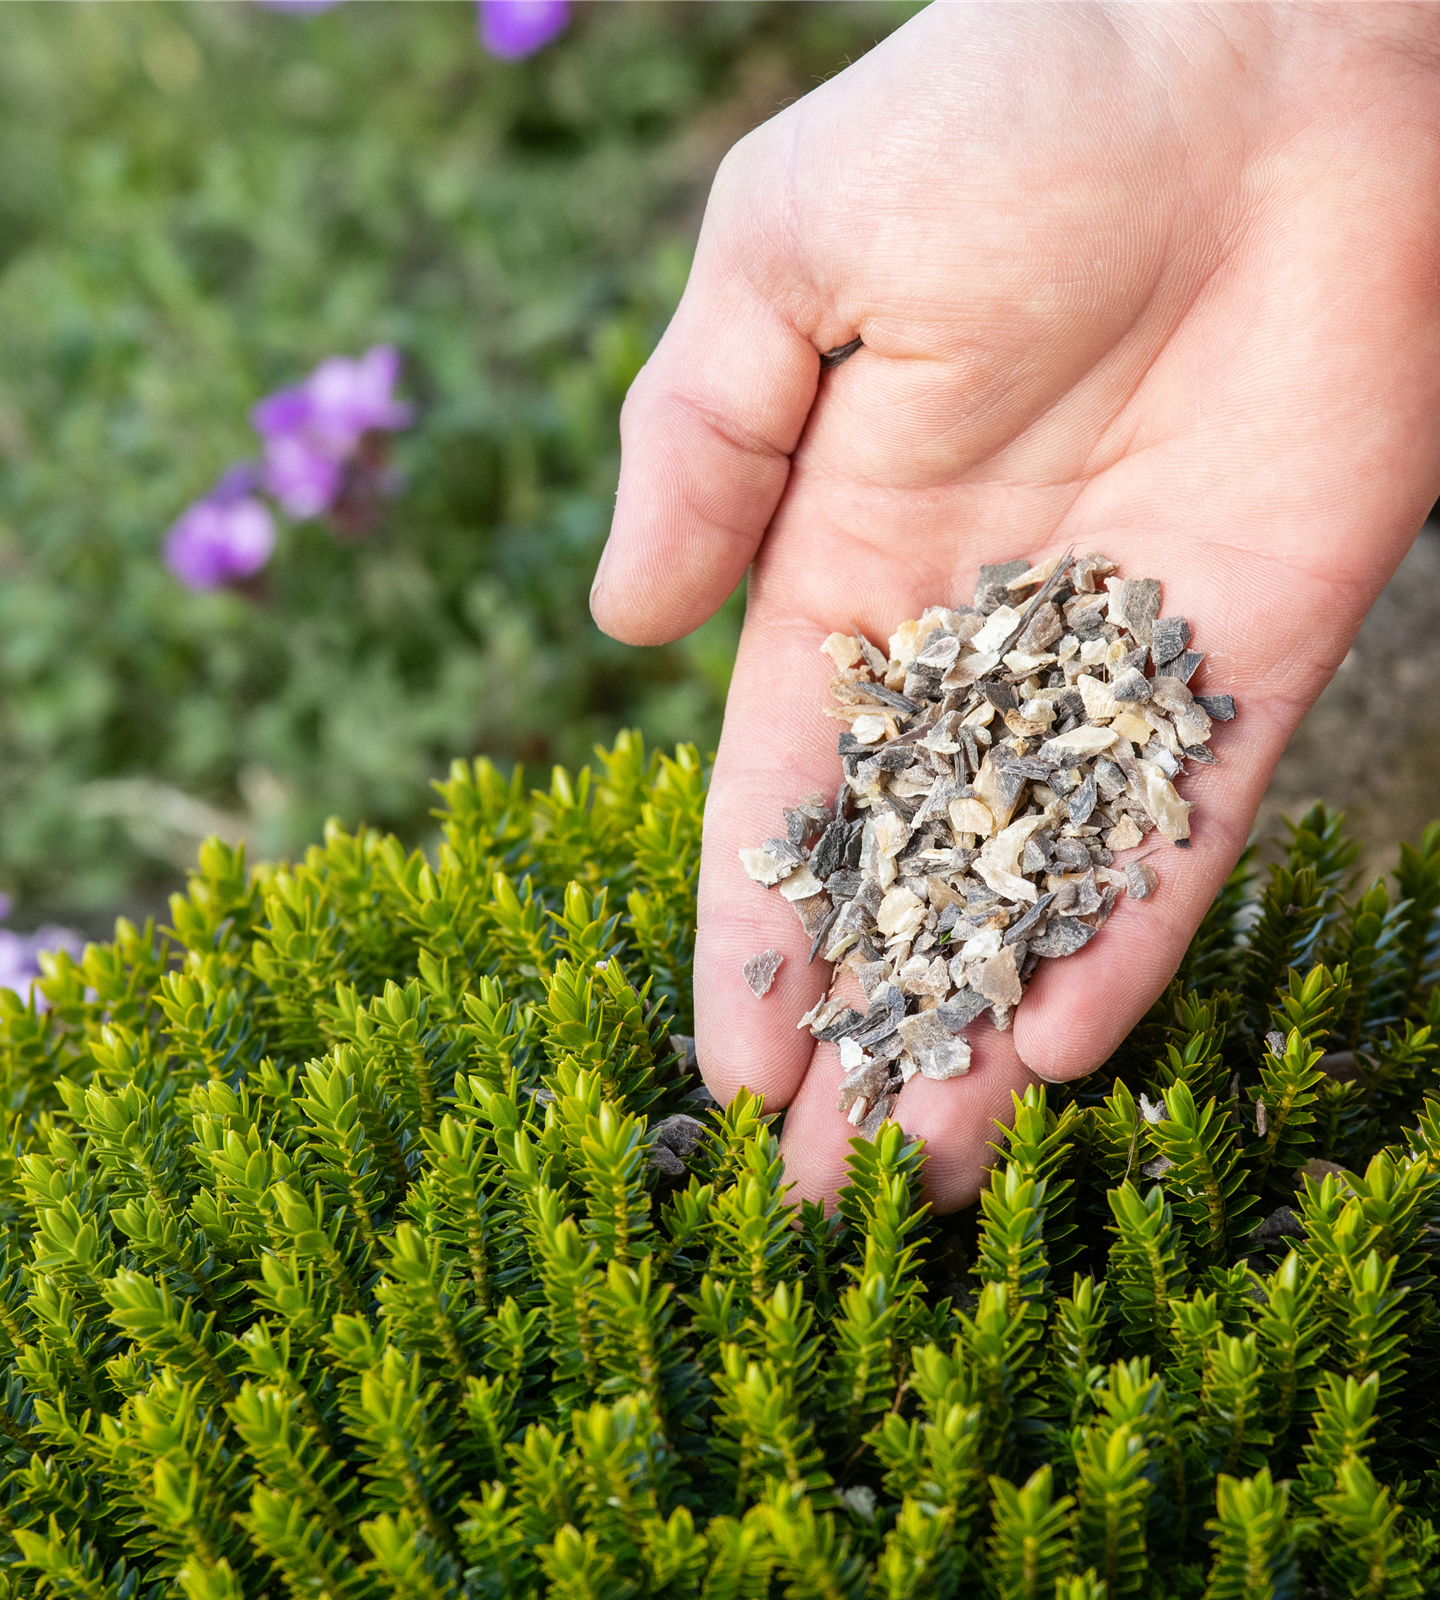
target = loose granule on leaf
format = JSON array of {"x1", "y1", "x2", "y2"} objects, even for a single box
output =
[
  {"x1": 742, "y1": 947, "x2": 784, "y2": 998},
  {"x1": 741, "y1": 551, "x2": 1237, "y2": 1134}
]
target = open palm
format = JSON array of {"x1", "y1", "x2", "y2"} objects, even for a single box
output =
[{"x1": 591, "y1": 2, "x2": 1440, "y2": 1209}]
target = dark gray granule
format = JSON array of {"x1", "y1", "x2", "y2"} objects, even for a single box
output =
[
  {"x1": 810, "y1": 819, "x2": 848, "y2": 879},
  {"x1": 1194, "y1": 693, "x2": 1235, "y2": 721},
  {"x1": 974, "y1": 558, "x2": 1031, "y2": 613},
  {"x1": 808, "y1": 905, "x2": 840, "y2": 964},
  {"x1": 649, "y1": 1143, "x2": 686, "y2": 1179},
  {"x1": 1094, "y1": 758, "x2": 1127, "y2": 799},
  {"x1": 857, "y1": 1093, "x2": 898, "y2": 1140},
  {"x1": 1173, "y1": 650, "x2": 1205, "y2": 683},
  {"x1": 1004, "y1": 892, "x2": 1056, "y2": 945},
  {"x1": 652, "y1": 1113, "x2": 708, "y2": 1158},
  {"x1": 1253, "y1": 1205, "x2": 1306, "y2": 1243},
  {"x1": 1048, "y1": 766, "x2": 1079, "y2": 798},
  {"x1": 1028, "y1": 917, "x2": 1097, "y2": 958},
  {"x1": 819, "y1": 335, "x2": 863, "y2": 369},
  {"x1": 762, "y1": 837, "x2": 806, "y2": 871},
  {"x1": 1110, "y1": 668, "x2": 1151, "y2": 704},
  {"x1": 1019, "y1": 839, "x2": 1047, "y2": 875},
  {"x1": 1068, "y1": 773, "x2": 1098, "y2": 826},
  {"x1": 1053, "y1": 838, "x2": 1091, "y2": 871},
  {"x1": 859, "y1": 682, "x2": 923, "y2": 714},
  {"x1": 1052, "y1": 688, "x2": 1086, "y2": 720},
  {"x1": 1150, "y1": 615, "x2": 1192, "y2": 666},
  {"x1": 936, "y1": 988, "x2": 993, "y2": 1031},
  {"x1": 816, "y1": 1008, "x2": 865, "y2": 1043}
]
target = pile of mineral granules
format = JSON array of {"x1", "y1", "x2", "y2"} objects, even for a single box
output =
[{"x1": 740, "y1": 552, "x2": 1235, "y2": 1137}]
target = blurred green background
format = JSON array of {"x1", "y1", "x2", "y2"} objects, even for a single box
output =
[{"x1": 0, "y1": 0, "x2": 920, "y2": 928}]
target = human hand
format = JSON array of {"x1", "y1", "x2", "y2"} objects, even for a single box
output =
[{"x1": 591, "y1": 2, "x2": 1440, "y2": 1210}]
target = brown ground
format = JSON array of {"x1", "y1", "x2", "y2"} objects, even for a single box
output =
[{"x1": 1255, "y1": 523, "x2": 1440, "y2": 885}]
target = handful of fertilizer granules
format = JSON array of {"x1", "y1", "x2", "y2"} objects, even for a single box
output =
[{"x1": 740, "y1": 551, "x2": 1236, "y2": 1138}]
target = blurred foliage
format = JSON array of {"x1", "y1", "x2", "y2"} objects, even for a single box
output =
[{"x1": 0, "y1": 0, "x2": 919, "y2": 916}]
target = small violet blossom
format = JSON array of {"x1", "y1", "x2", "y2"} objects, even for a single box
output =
[
  {"x1": 252, "y1": 345, "x2": 411, "y2": 521},
  {"x1": 259, "y1": 0, "x2": 569, "y2": 59},
  {"x1": 478, "y1": 0, "x2": 569, "y2": 59},
  {"x1": 164, "y1": 465, "x2": 276, "y2": 592},
  {"x1": 0, "y1": 921, "x2": 85, "y2": 1012}
]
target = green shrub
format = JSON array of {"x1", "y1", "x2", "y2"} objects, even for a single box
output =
[{"x1": 0, "y1": 751, "x2": 1437, "y2": 1599}]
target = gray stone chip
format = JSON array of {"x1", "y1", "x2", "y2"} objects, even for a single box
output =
[
  {"x1": 815, "y1": 1008, "x2": 864, "y2": 1043},
  {"x1": 1113, "y1": 577, "x2": 1162, "y2": 645},
  {"x1": 1110, "y1": 668, "x2": 1151, "y2": 704},
  {"x1": 975, "y1": 558, "x2": 1031, "y2": 613},
  {"x1": 742, "y1": 948, "x2": 784, "y2": 998},
  {"x1": 1068, "y1": 772, "x2": 1098, "y2": 827},
  {"x1": 648, "y1": 1143, "x2": 687, "y2": 1179},
  {"x1": 810, "y1": 818, "x2": 849, "y2": 880},
  {"x1": 1194, "y1": 693, "x2": 1235, "y2": 721},
  {"x1": 1004, "y1": 892, "x2": 1056, "y2": 945},
  {"x1": 1027, "y1": 917, "x2": 1098, "y2": 958},
  {"x1": 856, "y1": 1093, "x2": 898, "y2": 1140},
  {"x1": 1252, "y1": 1205, "x2": 1306, "y2": 1243},
  {"x1": 837, "y1": 1055, "x2": 892, "y2": 1112},
  {"x1": 1151, "y1": 615, "x2": 1192, "y2": 666},
  {"x1": 652, "y1": 1114, "x2": 708, "y2": 1159},
  {"x1": 935, "y1": 988, "x2": 993, "y2": 1031},
  {"x1": 897, "y1": 1011, "x2": 971, "y2": 1080}
]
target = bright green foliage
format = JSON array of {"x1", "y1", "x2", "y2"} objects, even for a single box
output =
[
  {"x1": 986, "y1": 1465, "x2": 1073, "y2": 1598},
  {"x1": 1, "y1": 769, "x2": 1439, "y2": 1596},
  {"x1": 1201, "y1": 1467, "x2": 1299, "y2": 1600},
  {"x1": 1146, "y1": 1080, "x2": 1258, "y2": 1262}
]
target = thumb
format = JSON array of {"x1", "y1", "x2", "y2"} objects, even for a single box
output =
[{"x1": 590, "y1": 155, "x2": 849, "y2": 647}]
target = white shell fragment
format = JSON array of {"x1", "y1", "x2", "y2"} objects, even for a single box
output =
[
  {"x1": 742, "y1": 557, "x2": 1234, "y2": 1137},
  {"x1": 1041, "y1": 724, "x2": 1118, "y2": 759},
  {"x1": 777, "y1": 865, "x2": 824, "y2": 901},
  {"x1": 1106, "y1": 816, "x2": 1144, "y2": 852},
  {"x1": 742, "y1": 948, "x2": 784, "y2": 998},
  {"x1": 739, "y1": 841, "x2": 802, "y2": 885},
  {"x1": 897, "y1": 1011, "x2": 972, "y2": 1080},
  {"x1": 822, "y1": 632, "x2": 864, "y2": 671}
]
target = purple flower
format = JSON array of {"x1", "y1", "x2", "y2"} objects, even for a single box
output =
[
  {"x1": 252, "y1": 345, "x2": 411, "y2": 520},
  {"x1": 258, "y1": 435, "x2": 342, "y2": 521},
  {"x1": 165, "y1": 475, "x2": 276, "y2": 591},
  {"x1": 0, "y1": 924, "x2": 85, "y2": 1011},
  {"x1": 478, "y1": 0, "x2": 569, "y2": 59}
]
